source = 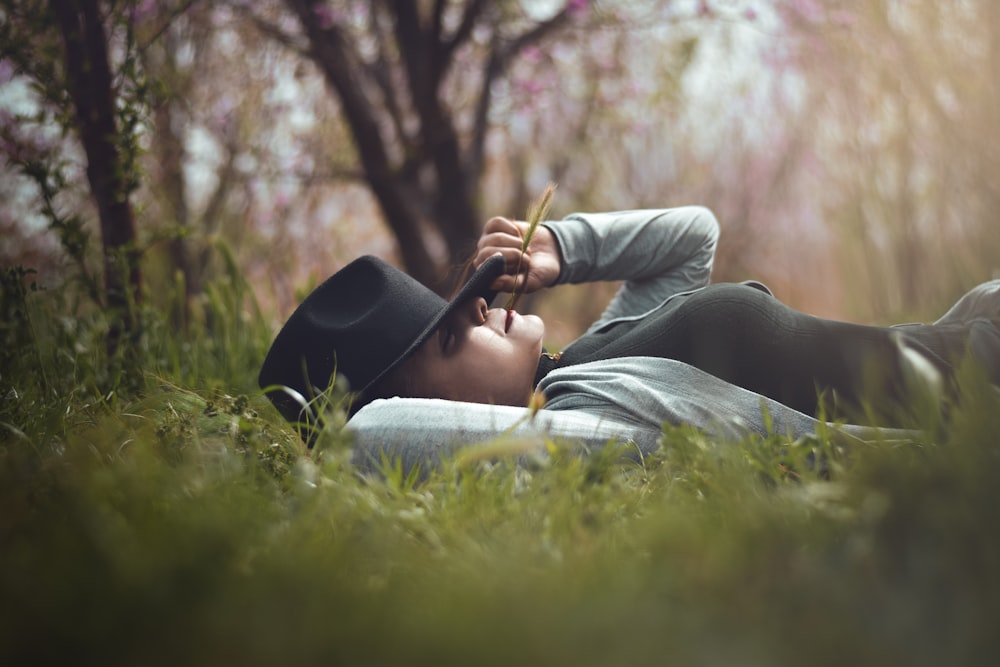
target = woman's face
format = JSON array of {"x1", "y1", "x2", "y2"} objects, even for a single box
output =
[{"x1": 402, "y1": 297, "x2": 545, "y2": 406}]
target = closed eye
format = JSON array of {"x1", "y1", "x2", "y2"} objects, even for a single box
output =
[{"x1": 439, "y1": 326, "x2": 455, "y2": 354}]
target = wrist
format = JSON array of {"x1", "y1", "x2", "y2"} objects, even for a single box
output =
[{"x1": 537, "y1": 224, "x2": 564, "y2": 287}]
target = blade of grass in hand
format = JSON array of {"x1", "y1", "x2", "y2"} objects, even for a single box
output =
[{"x1": 505, "y1": 183, "x2": 556, "y2": 315}]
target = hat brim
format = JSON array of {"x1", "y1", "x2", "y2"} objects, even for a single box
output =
[{"x1": 359, "y1": 253, "x2": 507, "y2": 398}]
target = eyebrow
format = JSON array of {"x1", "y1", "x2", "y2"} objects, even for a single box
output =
[{"x1": 435, "y1": 325, "x2": 448, "y2": 354}]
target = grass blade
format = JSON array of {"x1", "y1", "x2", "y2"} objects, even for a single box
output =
[{"x1": 506, "y1": 182, "x2": 557, "y2": 313}]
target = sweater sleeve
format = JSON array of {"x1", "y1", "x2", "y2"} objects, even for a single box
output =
[
  {"x1": 538, "y1": 358, "x2": 919, "y2": 445},
  {"x1": 543, "y1": 207, "x2": 719, "y2": 324},
  {"x1": 346, "y1": 397, "x2": 654, "y2": 476}
]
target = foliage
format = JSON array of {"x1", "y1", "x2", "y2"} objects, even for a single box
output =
[
  {"x1": 3, "y1": 5, "x2": 1000, "y2": 661},
  {"x1": 1, "y1": 0, "x2": 152, "y2": 365},
  {"x1": 268, "y1": 0, "x2": 589, "y2": 289},
  {"x1": 2, "y1": 267, "x2": 1000, "y2": 666},
  {"x1": 1, "y1": 3, "x2": 100, "y2": 301}
]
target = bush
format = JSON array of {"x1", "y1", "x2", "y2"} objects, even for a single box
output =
[{"x1": 2, "y1": 270, "x2": 999, "y2": 666}]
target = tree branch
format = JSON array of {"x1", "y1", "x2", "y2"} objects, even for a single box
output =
[
  {"x1": 467, "y1": 43, "x2": 501, "y2": 187},
  {"x1": 429, "y1": 0, "x2": 447, "y2": 55},
  {"x1": 497, "y1": 7, "x2": 572, "y2": 66},
  {"x1": 468, "y1": 7, "x2": 572, "y2": 183},
  {"x1": 238, "y1": 6, "x2": 311, "y2": 58},
  {"x1": 438, "y1": 0, "x2": 488, "y2": 72},
  {"x1": 389, "y1": 0, "x2": 431, "y2": 110},
  {"x1": 367, "y1": 4, "x2": 410, "y2": 154},
  {"x1": 136, "y1": 0, "x2": 200, "y2": 52},
  {"x1": 284, "y1": 0, "x2": 440, "y2": 286}
]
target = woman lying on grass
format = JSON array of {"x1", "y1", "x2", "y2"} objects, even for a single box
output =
[{"x1": 259, "y1": 207, "x2": 1000, "y2": 468}]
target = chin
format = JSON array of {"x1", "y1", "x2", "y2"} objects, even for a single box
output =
[{"x1": 523, "y1": 313, "x2": 545, "y2": 337}]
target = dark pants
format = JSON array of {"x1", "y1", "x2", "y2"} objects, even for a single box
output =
[{"x1": 551, "y1": 283, "x2": 984, "y2": 425}]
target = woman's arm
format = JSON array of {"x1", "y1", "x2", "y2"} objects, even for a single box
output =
[
  {"x1": 547, "y1": 207, "x2": 719, "y2": 324},
  {"x1": 549, "y1": 207, "x2": 718, "y2": 285},
  {"x1": 347, "y1": 397, "x2": 653, "y2": 476},
  {"x1": 474, "y1": 206, "x2": 720, "y2": 324}
]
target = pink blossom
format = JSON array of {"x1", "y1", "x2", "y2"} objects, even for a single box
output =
[
  {"x1": 1, "y1": 133, "x2": 25, "y2": 163},
  {"x1": 132, "y1": 0, "x2": 157, "y2": 24},
  {"x1": 0, "y1": 60, "x2": 14, "y2": 85},
  {"x1": 744, "y1": 6, "x2": 758, "y2": 21},
  {"x1": 211, "y1": 94, "x2": 237, "y2": 133},
  {"x1": 566, "y1": 0, "x2": 589, "y2": 18},
  {"x1": 516, "y1": 78, "x2": 545, "y2": 95},
  {"x1": 830, "y1": 10, "x2": 856, "y2": 28},
  {"x1": 312, "y1": 4, "x2": 340, "y2": 30},
  {"x1": 790, "y1": 0, "x2": 823, "y2": 22}
]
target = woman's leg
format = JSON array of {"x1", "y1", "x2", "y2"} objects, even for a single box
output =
[
  {"x1": 933, "y1": 279, "x2": 1000, "y2": 325},
  {"x1": 588, "y1": 284, "x2": 978, "y2": 424}
]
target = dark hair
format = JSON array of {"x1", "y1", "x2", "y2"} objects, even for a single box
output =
[{"x1": 353, "y1": 357, "x2": 419, "y2": 414}]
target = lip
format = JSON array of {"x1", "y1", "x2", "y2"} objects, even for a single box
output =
[{"x1": 504, "y1": 309, "x2": 516, "y2": 333}]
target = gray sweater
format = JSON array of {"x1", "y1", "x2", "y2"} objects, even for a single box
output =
[{"x1": 348, "y1": 207, "x2": 912, "y2": 474}]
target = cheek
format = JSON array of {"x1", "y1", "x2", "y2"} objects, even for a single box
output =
[
  {"x1": 415, "y1": 324, "x2": 544, "y2": 405},
  {"x1": 459, "y1": 332, "x2": 536, "y2": 402},
  {"x1": 520, "y1": 315, "x2": 545, "y2": 351},
  {"x1": 468, "y1": 334, "x2": 514, "y2": 374}
]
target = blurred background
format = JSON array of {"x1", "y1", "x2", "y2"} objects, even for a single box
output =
[{"x1": 3, "y1": 0, "x2": 999, "y2": 350}]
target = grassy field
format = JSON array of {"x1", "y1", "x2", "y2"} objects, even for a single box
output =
[{"x1": 2, "y1": 268, "x2": 999, "y2": 666}]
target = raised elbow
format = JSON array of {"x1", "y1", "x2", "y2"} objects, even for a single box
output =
[{"x1": 690, "y1": 206, "x2": 720, "y2": 244}]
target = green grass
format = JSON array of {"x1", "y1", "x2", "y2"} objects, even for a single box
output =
[{"x1": 2, "y1": 267, "x2": 1000, "y2": 666}]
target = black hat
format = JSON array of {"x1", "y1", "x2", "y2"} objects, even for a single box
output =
[{"x1": 259, "y1": 254, "x2": 506, "y2": 426}]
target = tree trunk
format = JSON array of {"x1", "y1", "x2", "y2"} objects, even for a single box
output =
[
  {"x1": 52, "y1": 0, "x2": 142, "y2": 354},
  {"x1": 288, "y1": 0, "x2": 442, "y2": 287},
  {"x1": 283, "y1": 0, "x2": 574, "y2": 292}
]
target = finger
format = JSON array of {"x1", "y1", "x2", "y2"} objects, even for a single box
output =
[
  {"x1": 482, "y1": 216, "x2": 521, "y2": 236},
  {"x1": 474, "y1": 245, "x2": 522, "y2": 266},
  {"x1": 495, "y1": 260, "x2": 539, "y2": 294},
  {"x1": 490, "y1": 275, "x2": 518, "y2": 293},
  {"x1": 476, "y1": 230, "x2": 525, "y2": 254},
  {"x1": 483, "y1": 252, "x2": 533, "y2": 293},
  {"x1": 485, "y1": 217, "x2": 535, "y2": 246},
  {"x1": 473, "y1": 247, "x2": 524, "y2": 274}
]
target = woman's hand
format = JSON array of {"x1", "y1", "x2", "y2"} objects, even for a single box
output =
[{"x1": 473, "y1": 216, "x2": 562, "y2": 294}]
